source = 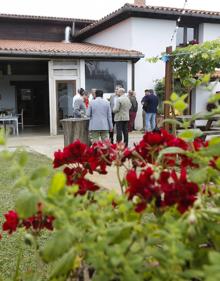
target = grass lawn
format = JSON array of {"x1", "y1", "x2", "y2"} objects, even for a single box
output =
[{"x1": 0, "y1": 150, "x2": 54, "y2": 280}]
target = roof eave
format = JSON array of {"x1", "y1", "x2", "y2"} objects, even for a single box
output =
[
  {"x1": 74, "y1": 6, "x2": 220, "y2": 41},
  {"x1": 0, "y1": 50, "x2": 144, "y2": 61},
  {"x1": 0, "y1": 14, "x2": 95, "y2": 24}
]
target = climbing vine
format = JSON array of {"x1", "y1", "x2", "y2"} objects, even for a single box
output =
[{"x1": 173, "y1": 39, "x2": 220, "y2": 83}]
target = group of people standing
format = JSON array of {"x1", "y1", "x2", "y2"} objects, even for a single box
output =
[
  {"x1": 72, "y1": 86, "x2": 158, "y2": 146},
  {"x1": 72, "y1": 86, "x2": 138, "y2": 146}
]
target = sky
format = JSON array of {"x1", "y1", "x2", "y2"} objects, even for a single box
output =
[{"x1": 0, "y1": 0, "x2": 220, "y2": 20}]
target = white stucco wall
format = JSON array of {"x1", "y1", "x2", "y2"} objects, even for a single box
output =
[
  {"x1": 199, "y1": 23, "x2": 220, "y2": 42},
  {"x1": 86, "y1": 17, "x2": 176, "y2": 129},
  {"x1": 191, "y1": 81, "x2": 220, "y2": 126},
  {"x1": 86, "y1": 18, "x2": 133, "y2": 49},
  {"x1": 193, "y1": 23, "x2": 220, "y2": 121},
  {"x1": 130, "y1": 17, "x2": 176, "y2": 128}
]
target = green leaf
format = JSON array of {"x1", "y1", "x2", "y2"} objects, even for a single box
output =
[
  {"x1": 174, "y1": 100, "x2": 188, "y2": 112},
  {"x1": 208, "y1": 93, "x2": 220, "y2": 103},
  {"x1": 48, "y1": 172, "x2": 66, "y2": 197},
  {"x1": 202, "y1": 53, "x2": 209, "y2": 59},
  {"x1": 162, "y1": 119, "x2": 182, "y2": 127},
  {"x1": 180, "y1": 94, "x2": 188, "y2": 101},
  {"x1": 209, "y1": 137, "x2": 220, "y2": 146},
  {"x1": 170, "y1": 92, "x2": 179, "y2": 102},
  {"x1": 40, "y1": 229, "x2": 74, "y2": 262},
  {"x1": 209, "y1": 251, "x2": 220, "y2": 264},
  {"x1": 15, "y1": 190, "x2": 39, "y2": 218},
  {"x1": 201, "y1": 73, "x2": 211, "y2": 84},
  {"x1": 157, "y1": 147, "x2": 185, "y2": 162},
  {"x1": 17, "y1": 151, "x2": 28, "y2": 167},
  {"x1": 30, "y1": 167, "x2": 49, "y2": 181},
  {"x1": 0, "y1": 128, "x2": 6, "y2": 145},
  {"x1": 189, "y1": 167, "x2": 209, "y2": 184},
  {"x1": 200, "y1": 142, "x2": 220, "y2": 157},
  {"x1": 49, "y1": 248, "x2": 75, "y2": 279},
  {"x1": 204, "y1": 252, "x2": 220, "y2": 281},
  {"x1": 178, "y1": 129, "x2": 202, "y2": 141},
  {"x1": 215, "y1": 158, "x2": 220, "y2": 169},
  {"x1": 164, "y1": 101, "x2": 172, "y2": 105},
  {"x1": 182, "y1": 269, "x2": 204, "y2": 279}
]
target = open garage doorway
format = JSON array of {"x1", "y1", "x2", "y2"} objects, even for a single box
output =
[{"x1": 0, "y1": 60, "x2": 50, "y2": 135}]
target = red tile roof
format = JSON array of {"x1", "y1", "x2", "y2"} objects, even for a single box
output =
[
  {"x1": 0, "y1": 13, "x2": 94, "y2": 23},
  {"x1": 0, "y1": 39, "x2": 143, "y2": 59},
  {"x1": 75, "y1": 3, "x2": 220, "y2": 40}
]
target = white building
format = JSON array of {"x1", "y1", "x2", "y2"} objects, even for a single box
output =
[
  {"x1": 74, "y1": 0, "x2": 220, "y2": 128},
  {"x1": 1, "y1": 0, "x2": 220, "y2": 134}
]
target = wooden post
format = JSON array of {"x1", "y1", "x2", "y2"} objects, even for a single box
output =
[{"x1": 164, "y1": 46, "x2": 173, "y2": 131}]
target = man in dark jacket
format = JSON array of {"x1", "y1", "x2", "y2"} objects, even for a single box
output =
[{"x1": 142, "y1": 89, "x2": 159, "y2": 132}]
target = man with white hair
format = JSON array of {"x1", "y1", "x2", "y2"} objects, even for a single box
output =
[{"x1": 113, "y1": 88, "x2": 131, "y2": 147}]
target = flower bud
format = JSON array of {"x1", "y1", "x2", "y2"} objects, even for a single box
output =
[
  {"x1": 24, "y1": 233, "x2": 34, "y2": 246},
  {"x1": 132, "y1": 196, "x2": 141, "y2": 204},
  {"x1": 188, "y1": 210, "x2": 197, "y2": 225}
]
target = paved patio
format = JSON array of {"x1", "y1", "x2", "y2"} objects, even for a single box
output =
[{"x1": 6, "y1": 131, "x2": 143, "y2": 158}]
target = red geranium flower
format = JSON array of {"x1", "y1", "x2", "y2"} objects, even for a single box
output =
[
  {"x1": 2, "y1": 210, "x2": 19, "y2": 234},
  {"x1": 76, "y1": 178, "x2": 99, "y2": 195},
  {"x1": 23, "y1": 214, "x2": 55, "y2": 231}
]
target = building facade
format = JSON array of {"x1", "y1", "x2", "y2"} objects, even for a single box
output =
[
  {"x1": 1, "y1": 1, "x2": 220, "y2": 134},
  {"x1": 74, "y1": 1, "x2": 220, "y2": 128},
  {"x1": 0, "y1": 14, "x2": 142, "y2": 135}
]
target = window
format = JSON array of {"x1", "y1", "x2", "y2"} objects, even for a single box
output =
[
  {"x1": 176, "y1": 26, "x2": 198, "y2": 46},
  {"x1": 85, "y1": 60, "x2": 127, "y2": 93}
]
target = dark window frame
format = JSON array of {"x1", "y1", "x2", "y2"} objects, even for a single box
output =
[
  {"x1": 85, "y1": 60, "x2": 128, "y2": 93},
  {"x1": 176, "y1": 25, "x2": 199, "y2": 47}
]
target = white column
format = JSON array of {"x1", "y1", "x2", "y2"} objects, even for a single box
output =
[
  {"x1": 48, "y1": 60, "x2": 57, "y2": 136},
  {"x1": 80, "y1": 59, "x2": 85, "y2": 89},
  {"x1": 127, "y1": 61, "x2": 132, "y2": 92}
]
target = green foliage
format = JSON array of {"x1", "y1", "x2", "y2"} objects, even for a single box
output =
[
  {"x1": 173, "y1": 39, "x2": 220, "y2": 85},
  {"x1": 0, "y1": 149, "x2": 53, "y2": 280},
  {"x1": 0, "y1": 128, "x2": 6, "y2": 145},
  {"x1": 204, "y1": 252, "x2": 220, "y2": 281},
  {"x1": 0, "y1": 148, "x2": 219, "y2": 281},
  {"x1": 15, "y1": 190, "x2": 39, "y2": 218},
  {"x1": 154, "y1": 79, "x2": 187, "y2": 113},
  {"x1": 149, "y1": 40, "x2": 220, "y2": 99},
  {"x1": 48, "y1": 172, "x2": 66, "y2": 197},
  {"x1": 1, "y1": 116, "x2": 220, "y2": 281}
]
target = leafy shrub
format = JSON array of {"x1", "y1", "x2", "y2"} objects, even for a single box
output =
[{"x1": 0, "y1": 121, "x2": 220, "y2": 281}]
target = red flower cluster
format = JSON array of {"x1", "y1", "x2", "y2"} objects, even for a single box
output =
[
  {"x1": 52, "y1": 131, "x2": 210, "y2": 213},
  {"x1": 2, "y1": 210, "x2": 19, "y2": 234},
  {"x1": 53, "y1": 140, "x2": 88, "y2": 168},
  {"x1": 53, "y1": 140, "x2": 118, "y2": 195},
  {"x1": 23, "y1": 213, "x2": 54, "y2": 231},
  {"x1": 122, "y1": 130, "x2": 209, "y2": 213},
  {"x1": 126, "y1": 167, "x2": 199, "y2": 214},
  {"x1": 124, "y1": 129, "x2": 207, "y2": 168},
  {"x1": 1, "y1": 209, "x2": 54, "y2": 236}
]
